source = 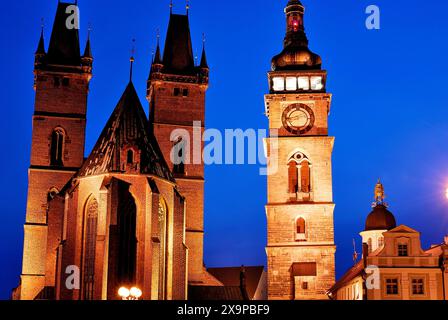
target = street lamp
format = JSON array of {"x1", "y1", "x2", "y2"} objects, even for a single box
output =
[{"x1": 118, "y1": 286, "x2": 142, "y2": 300}]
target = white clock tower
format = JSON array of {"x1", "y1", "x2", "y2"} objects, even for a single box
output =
[{"x1": 265, "y1": 0, "x2": 336, "y2": 300}]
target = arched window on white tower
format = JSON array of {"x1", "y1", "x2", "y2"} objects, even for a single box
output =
[
  {"x1": 288, "y1": 152, "x2": 312, "y2": 195},
  {"x1": 295, "y1": 217, "x2": 306, "y2": 241}
]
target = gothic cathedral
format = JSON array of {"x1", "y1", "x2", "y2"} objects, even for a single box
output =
[
  {"x1": 16, "y1": 1, "x2": 219, "y2": 301},
  {"x1": 265, "y1": 0, "x2": 336, "y2": 300}
]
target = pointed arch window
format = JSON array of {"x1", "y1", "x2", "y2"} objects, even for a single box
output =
[
  {"x1": 117, "y1": 191, "x2": 137, "y2": 287},
  {"x1": 83, "y1": 197, "x2": 98, "y2": 300},
  {"x1": 127, "y1": 150, "x2": 134, "y2": 164},
  {"x1": 295, "y1": 217, "x2": 306, "y2": 241},
  {"x1": 288, "y1": 152, "x2": 312, "y2": 194},
  {"x1": 50, "y1": 128, "x2": 65, "y2": 166},
  {"x1": 157, "y1": 200, "x2": 168, "y2": 299},
  {"x1": 173, "y1": 138, "x2": 185, "y2": 175}
]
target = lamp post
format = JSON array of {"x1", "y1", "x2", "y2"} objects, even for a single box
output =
[{"x1": 118, "y1": 286, "x2": 142, "y2": 300}]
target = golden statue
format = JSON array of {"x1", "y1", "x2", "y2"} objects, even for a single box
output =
[{"x1": 374, "y1": 179, "x2": 385, "y2": 204}]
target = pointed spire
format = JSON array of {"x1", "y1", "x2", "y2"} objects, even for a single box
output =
[
  {"x1": 153, "y1": 30, "x2": 162, "y2": 65},
  {"x1": 170, "y1": 0, "x2": 174, "y2": 14},
  {"x1": 186, "y1": 0, "x2": 190, "y2": 15},
  {"x1": 83, "y1": 25, "x2": 93, "y2": 58},
  {"x1": 200, "y1": 33, "x2": 208, "y2": 69},
  {"x1": 47, "y1": 1, "x2": 81, "y2": 65},
  {"x1": 36, "y1": 19, "x2": 46, "y2": 55}
]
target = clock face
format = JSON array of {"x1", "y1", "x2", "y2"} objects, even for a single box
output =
[{"x1": 282, "y1": 104, "x2": 315, "y2": 135}]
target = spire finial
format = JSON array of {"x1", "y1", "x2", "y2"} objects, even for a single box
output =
[
  {"x1": 186, "y1": 0, "x2": 190, "y2": 15},
  {"x1": 170, "y1": 0, "x2": 174, "y2": 14},
  {"x1": 352, "y1": 239, "x2": 358, "y2": 264},
  {"x1": 129, "y1": 38, "x2": 136, "y2": 82},
  {"x1": 200, "y1": 33, "x2": 208, "y2": 69}
]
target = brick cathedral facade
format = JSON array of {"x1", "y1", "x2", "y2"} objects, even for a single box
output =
[{"x1": 15, "y1": 1, "x2": 221, "y2": 301}]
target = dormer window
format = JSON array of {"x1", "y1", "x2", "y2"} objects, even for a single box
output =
[{"x1": 398, "y1": 244, "x2": 408, "y2": 257}]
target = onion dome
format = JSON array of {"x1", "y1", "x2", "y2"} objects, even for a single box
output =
[
  {"x1": 364, "y1": 180, "x2": 397, "y2": 231},
  {"x1": 365, "y1": 204, "x2": 397, "y2": 231}
]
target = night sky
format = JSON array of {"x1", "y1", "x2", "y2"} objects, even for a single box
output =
[{"x1": 1, "y1": 0, "x2": 448, "y2": 300}]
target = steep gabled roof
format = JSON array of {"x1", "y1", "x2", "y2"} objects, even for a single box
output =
[
  {"x1": 162, "y1": 14, "x2": 195, "y2": 73},
  {"x1": 47, "y1": 2, "x2": 81, "y2": 65},
  {"x1": 78, "y1": 82, "x2": 174, "y2": 182}
]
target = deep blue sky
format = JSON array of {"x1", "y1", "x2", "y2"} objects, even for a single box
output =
[{"x1": 1, "y1": 0, "x2": 448, "y2": 300}]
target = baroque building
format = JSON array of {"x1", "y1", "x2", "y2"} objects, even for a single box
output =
[
  {"x1": 14, "y1": 1, "x2": 222, "y2": 300},
  {"x1": 265, "y1": 0, "x2": 336, "y2": 300},
  {"x1": 328, "y1": 181, "x2": 448, "y2": 300}
]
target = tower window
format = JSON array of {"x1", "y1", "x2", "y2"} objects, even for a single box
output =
[
  {"x1": 127, "y1": 150, "x2": 134, "y2": 164},
  {"x1": 398, "y1": 244, "x2": 408, "y2": 257},
  {"x1": 54, "y1": 77, "x2": 60, "y2": 88},
  {"x1": 288, "y1": 161, "x2": 298, "y2": 193},
  {"x1": 288, "y1": 152, "x2": 312, "y2": 195},
  {"x1": 62, "y1": 78, "x2": 70, "y2": 87},
  {"x1": 286, "y1": 77, "x2": 297, "y2": 91},
  {"x1": 173, "y1": 138, "x2": 185, "y2": 175},
  {"x1": 183, "y1": 89, "x2": 189, "y2": 97},
  {"x1": 300, "y1": 161, "x2": 311, "y2": 193},
  {"x1": 298, "y1": 77, "x2": 310, "y2": 90},
  {"x1": 50, "y1": 129, "x2": 64, "y2": 166},
  {"x1": 272, "y1": 77, "x2": 285, "y2": 91},
  {"x1": 295, "y1": 217, "x2": 306, "y2": 241},
  {"x1": 310, "y1": 76, "x2": 324, "y2": 90},
  {"x1": 368, "y1": 238, "x2": 373, "y2": 253}
]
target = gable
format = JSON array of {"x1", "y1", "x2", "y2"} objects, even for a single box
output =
[{"x1": 78, "y1": 82, "x2": 174, "y2": 182}]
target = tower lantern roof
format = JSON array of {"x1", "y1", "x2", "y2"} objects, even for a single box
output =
[{"x1": 271, "y1": 0, "x2": 321, "y2": 71}]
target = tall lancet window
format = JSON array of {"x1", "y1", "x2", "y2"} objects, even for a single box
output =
[
  {"x1": 288, "y1": 152, "x2": 312, "y2": 194},
  {"x1": 158, "y1": 200, "x2": 168, "y2": 300},
  {"x1": 173, "y1": 137, "x2": 185, "y2": 175},
  {"x1": 50, "y1": 128, "x2": 65, "y2": 166},
  {"x1": 117, "y1": 190, "x2": 137, "y2": 287},
  {"x1": 83, "y1": 197, "x2": 98, "y2": 300}
]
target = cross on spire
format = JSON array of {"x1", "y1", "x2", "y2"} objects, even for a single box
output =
[{"x1": 129, "y1": 38, "x2": 136, "y2": 82}]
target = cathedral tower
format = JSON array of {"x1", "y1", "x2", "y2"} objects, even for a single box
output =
[
  {"x1": 20, "y1": 2, "x2": 92, "y2": 300},
  {"x1": 147, "y1": 10, "x2": 215, "y2": 285},
  {"x1": 265, "y1": 0, "x2": 336, "y2": 300}
]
